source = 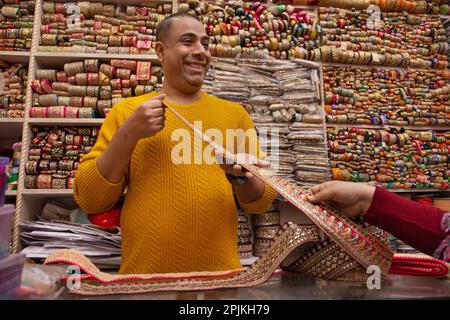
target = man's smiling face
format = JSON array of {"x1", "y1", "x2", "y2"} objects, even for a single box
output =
[{"x1": 157, "y1": 16, "x2": 211, "y2": 92}]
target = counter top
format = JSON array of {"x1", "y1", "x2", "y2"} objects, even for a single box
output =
[{"x1": 52, "y1": 272, "x2": 450, "y2": 300}]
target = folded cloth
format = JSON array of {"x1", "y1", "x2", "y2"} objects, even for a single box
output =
[
  {"x1": 389, "y1": 254, "x2": 449, "y2": 278},
  {"x1": 433, "y1": 212, "x2": 450, "y2": 262}
]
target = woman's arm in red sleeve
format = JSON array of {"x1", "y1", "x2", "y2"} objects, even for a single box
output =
[{"x1": 364, "y1": 187, "x2": 446, "y2": 256}]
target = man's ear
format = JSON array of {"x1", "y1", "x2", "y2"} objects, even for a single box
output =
[{"x1": 155, "y1": 42, "x2": 165, "y2": 63}]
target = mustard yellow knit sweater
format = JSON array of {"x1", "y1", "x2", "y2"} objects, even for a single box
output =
[{"x1": 74, "y1": 91, "x2": 277, "y2": 274}]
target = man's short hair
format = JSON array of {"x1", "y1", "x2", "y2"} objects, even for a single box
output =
[{"x1": 156, "y1": 12, "x2": 200, "y2": 43}]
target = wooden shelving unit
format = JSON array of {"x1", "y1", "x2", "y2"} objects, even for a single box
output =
[
  {"x1": 9, "y1": 0, "x2": 170, "y2": 252},
  {"x1": 392, "y1": 189, "x2": 450, "y2": 194},
  {"x1": 0, "y1": 52, "x2": 31, "y2": 64},
  {"x1": 5, "y1": 191, "x2": 18, "y2": 197},
  {"x1": 28, "y1": 118, "x2": 105, "y2": 126},
  {"x1": 0, "y1": 119, "x2": 24, "y2": 140},
  {"x1": 21, "y1": 189, "x2": 74, "y2": 196},
  {"x1": 322, "y1": 61, "x2": 449, "y2": 73},
  {"x1": 34, "y1": 52, "x2": 160, "y2": 64},
  {"x1": 0, "y1": 52, "x2": 28, "y2": 147},
  {"x1": 326, "y1": 123, "x2": 450, "y2": 131}
]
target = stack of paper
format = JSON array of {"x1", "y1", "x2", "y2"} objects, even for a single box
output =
[{"x1": 20, "y1": 220, "x2": 121, "y2": 269}]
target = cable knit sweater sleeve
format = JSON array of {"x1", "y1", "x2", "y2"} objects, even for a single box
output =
[
  {"x1": 364, "y1": 187, "x2": 446, "y2": 256},
  {"x1": 73, "y1": 103, "x2": 128, "y2": 213}
]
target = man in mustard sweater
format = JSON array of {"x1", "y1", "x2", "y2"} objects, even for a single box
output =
[{"x1": 74, "y1": 13, "x2": 277, "y2": 274}]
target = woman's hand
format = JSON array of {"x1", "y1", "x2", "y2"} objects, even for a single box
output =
[{"x1": 308, "y1": 181, "x2": 376, "y2": 218}]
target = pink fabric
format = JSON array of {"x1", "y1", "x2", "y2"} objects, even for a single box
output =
[{"x1": 389, "y1": 255, "x2": 448, "y2": 277}]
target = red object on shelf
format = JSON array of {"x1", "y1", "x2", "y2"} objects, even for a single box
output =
[
  {"x1": 388, "y1": 254, "x2": 448, "y2": 278},
  {"x1": 412, "y1": 195, "x2": 433, "y2": 207},
  {"x1": 88, "y1": 205, "x2": 121, "y2": 229}
]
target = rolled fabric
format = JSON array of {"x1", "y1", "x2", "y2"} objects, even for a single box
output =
[
  {"x1": 97, "y1": 100, "x2": 112, "y2": 117},
  {"x1": 84, "y1": 59, "x2": 100, "y2": 73},
  {"x1": 389, "y1": 254, "x2": 449, "y2": 278},
  {"x1": 25, "y1": 175, "x2": 38, "y2": 189},
  {"x1": 36, "y1": 174, "x2": 53, "y2": 189},
  {"x1": 83, "y1": 96, "x2": 98, "y2": 108},
  {"x1": 56, "y1": 71, "x2": 68, "y2": 82},
  {"x1": 52, "y1": 82, "x2": 69, "y2": 92},
  {"x1": 38, "y1": 94, "x2": 58, "y2": 106},
  {"x1": 29, "y1": 106, "x2": 48, "y2": 118},
  {"x1": 31, "y1": 79, "x2": 52, "y2": 94},
  {"x1": 69, "y1": 96, "x2": 83, "y2": 108},
  {"x1": 64, "y1": 61, "x2": 85, "y2": 76},
  {"x1": 48, "y1": 106, "x2": 66, "y2": 118},
  {"x1": 116, "y1": 68, "x2": 132, "y2": 79},
  {"x1": 327, "y1": 127, "x2": 450, "y2": 189},
  {"x1": 36, "y1": 69, "x2": 57, "y2": 81},
  {"x1": 39, "y1": 4, "x2": 169, "y2": 53},
  {"x1": 99, "y1": 64, "x2": 115, "y2": 78},
  {"x1": 323, "y1": 66, "x2": 450, "y2": 127},
  {"x1": 57, "y1": 96, "x2": 70, "y2": 106},
  {"x1": 68, "y1": 85, "x2": 87, "y2": 97},
  {"x1": 318, "y1": 7, "x2": 448, "y2": 69},
  {"x1": 33, "y1": 58, "x2": 163, "y2": 119},
  {"x1": 176, "y1": 1, "x2": 320, "y2": 60},
  {"x1": 65, "y1": 106, "x2": 79, "y2": 118},
  {"x1": 0, "y1": 3, "x2": 34, "y2": 51},
  {"x1": 78, "y1": 108, "x2": 95, "y2": 118}
]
